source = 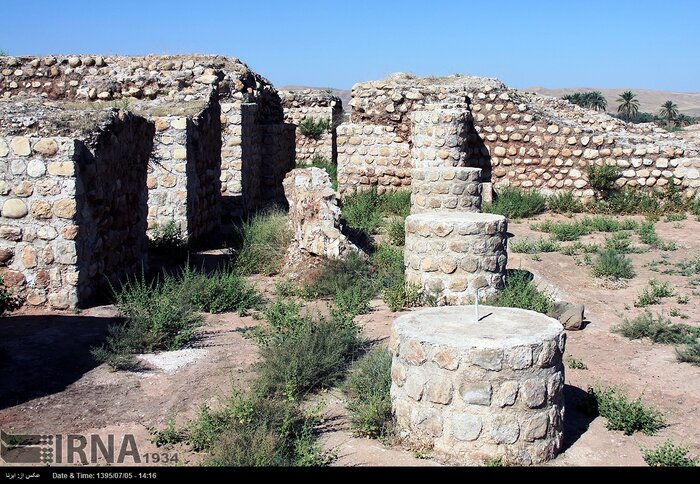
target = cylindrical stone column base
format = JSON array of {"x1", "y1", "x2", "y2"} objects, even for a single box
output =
[
  {"x1": 390, "y1": 306, "x2": 566, "y2": 465},
  {"x1": 410, "y1": 108, "x2": 471, "y2": 168},
  {"x1": 405, "y1": 212, "x2": 507, "y2": 305},
  {"x1": 411, "y1": 167, "x2": 482, "y2": 214}
]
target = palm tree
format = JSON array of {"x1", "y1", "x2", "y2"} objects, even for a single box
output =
[
  {"x1": 617, "y1": 91, "x2": 640, "y2": 121},
  {"x1": 676, "y1": 113, "x2": 693, "y2": 127},
  {"x1": 588, "y1": 91, "x2": 608, "y2": 111},
  {"x1": 659, "y1": 100, "x2": 679, "y2": 127}
]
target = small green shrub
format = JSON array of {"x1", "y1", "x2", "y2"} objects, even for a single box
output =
[
  {"x1": 634, "y1": 279, "x2": 674, "y2": 307},
  {"x1": 298, "y1": 117, "x2": 331, "y2": 138},
  {"x1": 233, "y1": 209, "x2": 292, "y2": 276},
  {"x1": 510, "y1": 238, "x2": 560, "y2": 254},
  {"x1": 344, "y1": 347, "x2": 393, "y2": 438},
  {"x1": 559, "y1": 241, "x2": 600, "y2": 256},
  {"x1": 592, "y1": 250, "x2": 635, "y2": 280},
  {"x1": 183, "y1": 266, "x2": 262, "y2": 315},
  {"x1": 371, "y1": 244, "x2": 404, "y2": 281},
  {"x1": 530, "y1": 220, "x2": 590, "y2": 241},
  {"x1": 305, "y1": 252, "x2": 374, "y2": 299},
  {"x1": 587, "y1": 164, "x2": 619, "y2": 194},
  {"x1": 643, "y1": 441, "x2": 698, "y2": 467},
  {"x1": 379, "y1": 190, "x2": 411, "y2": 218},
  {"x1": 677, "y1": 295, "x2": 689, "y2": 304},
  {"x1": 547, "y1": 192, "x2": 583, "y2": 213},
  {"x1": 1, "y1": 275, "x2": 15, "y2": 315},
  {"x1": 483, "y1": 188, "x2": 546, "y2": 219},
  {"x1": 604, "y1": 232, "x2": 632, "y2": 253},
  {"x1": 665, "y1": 213, "x2": 687, "y2": 222},
  {"x1": 383, "y1": 281, "x2": 423, "y2": 312},
  {"x1": 567, "y1": 357, "x2": 588, "y2": 370},
  {"x1": 582, "y1": 216, "x2": 637, "y2": 233},
  {"x1": 636, "y1": 221, "x2": 676, "y2": 250},
  {"x1": 255, "y1": 305, "x2": 364, "y2": 400},
  {"x1": 484, "y1": 457, "x2": 504, "y2": 467},
  {"x1": 676, "y1": 341, "x2": 700, "y2": 366},
  {"x1": 387, "y1": 217, "x2": 405, "y2": 246},
  {"x1": 591, "y1": 386, "x2": 665, "y2": 435},
  {"x1": 613, "y1": 312, "x2": 700, "y2": 344},
  {"x1": 490, "y1": 270, "x2": 553, "y2": 314},
  {"x1": 342, "y1": 189, "x2": 383, "y2": 235},
  {"x1": 92, "y1": 272, "x2": 202, "y2": 370},
  {"x1": 150, "y1": 219, "x2": 188, "y2": 257}
]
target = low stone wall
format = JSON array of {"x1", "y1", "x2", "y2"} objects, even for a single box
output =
[
  {"x1": 340, "y1": 73, "x2": 700, "y2": 198},
  {"x1": 1, "y1": 104, "x2": 152, "y2": 309},
  {"x1": 390, "y1": 306, "x2": 566, "y2": 465},
  {"x1": 280, "y1": 90, "x2": 343, "y2": 165},
  {"x1": 336, "y1": 124, "x2": 411, "y2": 195}
]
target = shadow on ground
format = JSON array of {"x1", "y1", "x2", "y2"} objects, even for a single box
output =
[
  {"x1": 561, "y1": 384, "x2": 597, "y2": 452},
  {"x1": 0, "y1": 314, "x2": 121, "y2": 409}
]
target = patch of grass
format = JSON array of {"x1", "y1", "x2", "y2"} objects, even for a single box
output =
[
  {"x1": 379, "y1": 190, "x2": 411, "y2": 218},
  {"x1": 183, "y1": 266, "x2": 262, "y2": 315},
  {"x1": 253, "y1": 298, "x2": 365, "y2": 401},
  {"x1": 149, "y1": 219, "x2": 188, "y2": 258},
  {"x1": 669, "y1": 308, "x2": 688, "y2": 319},
  {"x1": 233, "y1": 209, "x2": 293, "y2": 276},
  {"x1": 298, "y1": 117, "x2": 330, "y2": 138},
  {"x1": 612, "y1": 312, "x2": 700, "y2": 344},
  {"x1": 567, "y1": 357, "x2": 588, "y2": 370},
  {"x1": 604, "y1": 232, "x2": 632, "y2": 253},
  {"x1": 642, "y1": 441, "x2": 698, "y2": 467},
  {"x1": 91, "y1": 272, "x2": 202, "y2": 371},
  {"x1": 342, "y1": 189, "x2": 383, "y2": 235},
  {"x1": 0, "y1": 275, "x2": 18, "y2": 315},
  {"x1": 559, "y1": 241, "x2": 600, "y2": 256},
  {"x1": 634, "y1": 279, "x2": 674, "y2": 307},
  {"x1": 582, "y1": 216, "x2": 637, "y2": 233},
  {"x1": 484, "y1": 457, "x2": 504, "y2": 467},
  {"x1": 344, "y1": 347, "x2": 393, "y2": 439},
  {"x1": 305, "y1": 252, "x2": 374, "y2": 299},
  {"x1": 587, "y1": 164, "x2": 620, "y2": 194},
  {"x1": 636, "y1": 221, "x2": 676, "y2": 251},
  {"x1": 151, "y1": 391, "x2": 331, "y2": 466},
  {"x1": 665, "y1": 212, "x2": 687, "y2": 222},
  {"x1": 483, "y1": 188, "x2": 546, "y2": 219},
  {"x1": 676, "y1": 341, "x2": 700, "y2": 366},
  {"x1": 530, "y1": 220, "x2": 590, "y2": 241},
  {"x1": 591, "y1": 386, "x2": 665, "y2": 435},
  {"x1": 547, "y1": 191, "x2": 583, "y2": 214},
  {"x1": 387, "y1": 217, "x2": 405, "y2": 246},
  {"x1": 510, "y1": 238, "x2": 561, "y2": 254},
  {"x1": 383, "y1": 281, "x2": 423, "y2": 312},
  {"x1": 592, "y1": 250, "x2": 635, "y2": 280},
  {"x1": 489, "y1": 270, "x2": 553, "y2": 314}
]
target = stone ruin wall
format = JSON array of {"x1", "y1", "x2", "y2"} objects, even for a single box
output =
[
  {"x1": 339, "y1": 74, "x2": 700, "y2": 198},
  {"x1": 148, "y1": 91, "x2": 221, "y2": 242},
  {"x1": 0, "y1": 104, "x2": 152, "y2": 309},
  {"x1": 0, "y1": 54, "x2": 295, "y2": 223},
  {"x1": 280, "y1": 89, "x2": 343, "y2": 165},
  {"x1": 0, "y1": 54, "x2": 296, "y2": 309}
]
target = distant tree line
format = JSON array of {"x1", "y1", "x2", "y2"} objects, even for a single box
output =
[{"x1": 563, "y1": 90, "x2": 698, "y2": 129}]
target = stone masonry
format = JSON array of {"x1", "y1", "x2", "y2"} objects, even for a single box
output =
[
  {"x1": 1, "y1": 54, "x2": 297, "y2": 309},
  {"x1": 0, "y1": 101, "x2": 153, "y2": 309},
  {"x1": 390, "y1": 306, "x2": 566, "y2": 465},
  {"x1": 339, "y1": 73, "x2": 700, "y2": 199},
  {"x1": 404, "y1": 106, "x2": 507, "y2": 304},
  {"x1": 280, "y1": 89, "x2": 343, "y2": 165}
]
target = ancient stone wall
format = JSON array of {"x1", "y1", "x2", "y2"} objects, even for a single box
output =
[
  {"x1": 336, "y1": 124, "x2": 411, "y2": 195},
  {"x1": 280, "y1": 89, "x2": 342, "y2": 165},
  {"x1": 341, "y1": 73, "x2": 700, "y2": 198},
  {"x1": 0, "y1": 102, "x2": 152, "y2": 309}
]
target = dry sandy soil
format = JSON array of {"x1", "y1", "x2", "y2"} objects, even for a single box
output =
[{"x1": 1, "y1": 214, "x2": 699, "y2": 467}]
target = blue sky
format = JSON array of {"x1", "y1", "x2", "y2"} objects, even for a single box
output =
[{"x1": 2, "y1": 0, "x2": 699, "y2": 91}]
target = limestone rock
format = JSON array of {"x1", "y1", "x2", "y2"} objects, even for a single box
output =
[
  {"x1": 2, "y1": 198, "x2": 28, "y2": 218},
  {"x1": 283, "y1": 167, "x2": 359, "y2": 259},
  {"x1": 548, "y1": 301, "x2": 585, "y2": 331}
]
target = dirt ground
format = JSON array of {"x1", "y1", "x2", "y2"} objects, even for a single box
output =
[{"x1": 1, "y1": 214, "x2": 699, "y2": 467}]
